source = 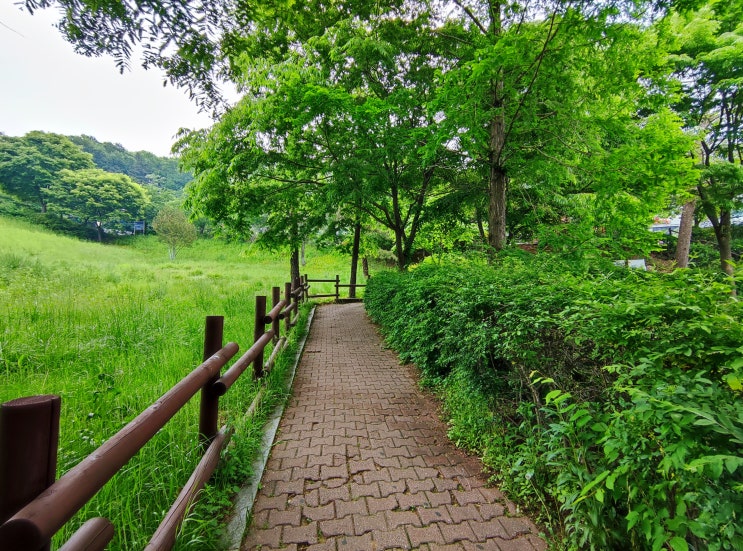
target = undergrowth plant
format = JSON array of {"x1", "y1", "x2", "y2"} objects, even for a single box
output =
[{"x1": 365, "y1": 253, "x2": 743, "y2": 551}]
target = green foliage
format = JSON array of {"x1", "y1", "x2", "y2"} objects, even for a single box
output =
[
  {"x1": 152, "y1": 205, "x2": 198, "y2": 260},
  {"x1": 365, "y1": 255, "x2": 743, "y2": 550},
  {"x1": 69, "y1": 135, "x2": 192, "y2": 191},
  {"x1": 0, "y1": 131, "x2": 94, "y2": 212},
  {"x1": 48, "y1": 168, "x2": 150, "y2": 241}
]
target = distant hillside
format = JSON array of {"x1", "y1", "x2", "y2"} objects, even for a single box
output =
[{"x1": 69, "y1": 135, "x2": 192, "y2": 192}]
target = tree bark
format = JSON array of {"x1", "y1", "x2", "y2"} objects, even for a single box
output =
[
  {"x1": 349, "y1": 220, "x2": 361, "y2": 298},
  {"x1": 290, "y1": 247, "x2": 300, "y2": 284},
  {"x1": 675, "y1": 199, "x2": 696, "y2": 268},
  {"x1": 486, "y1": 3, "x2": 507, "y2": 252},
  {"x1": 716, "y1": 210, "x2": 734, "y2": 277}
]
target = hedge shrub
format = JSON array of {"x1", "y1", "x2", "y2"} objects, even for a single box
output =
[{"x1": 365, "y1": 254, "x2": 742, "y2": 551}]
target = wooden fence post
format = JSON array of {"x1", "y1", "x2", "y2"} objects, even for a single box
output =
[
  {"x1": 254, "y1": 296, "x2": 267, "y2": 379},
  {"x1": 199, "y1": 316, "x2": 223, "y2": 449},
  {"x1": 272, "y1": 287, "x2": 281, "y2": 342},
  {"x1": 284, "y1": 282, "x2": 292, "y2": 333},
  {"x1": 335, "y1": 274, "x2": 340, "y2": 301},
  {"x1": 292, "y1": 277, "x2": 301, "y2": 314},
  {"x1": 0, "y1": 394, "x2": 61, "y2": 551}
]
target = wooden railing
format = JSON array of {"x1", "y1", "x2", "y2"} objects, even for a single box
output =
[
  {"x1": 0, "y1": 278, "x2": 309, "y2": 551},
  {"x1": 304, "y1": 274, "x2": 366, "y2": 301}
]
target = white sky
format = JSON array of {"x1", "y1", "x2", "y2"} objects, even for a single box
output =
[{"x1": 0, "y1": 3, "x2": 229, "y2": 157}]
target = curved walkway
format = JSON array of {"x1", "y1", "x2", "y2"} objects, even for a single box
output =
[{"x1": 241, "y1": 303, "x2": 546, "y2": 551}]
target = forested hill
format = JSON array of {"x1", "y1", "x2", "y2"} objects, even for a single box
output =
[{"x1": 69, "y1": 135, "x2": 191, "y2": 191}]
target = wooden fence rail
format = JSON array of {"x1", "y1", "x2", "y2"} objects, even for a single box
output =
[{"x1": 0, "y1": 280, "x2": 309, "y2": 551}]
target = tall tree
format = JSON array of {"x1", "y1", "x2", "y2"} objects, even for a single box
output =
[
  {"x1": 667, "y1": 2, "x2": 743, "y2": 276},
  {"x1": 47, "y1": 168, "x2": 150, "y2": 241},
  {"x1": 434, "y1": 1, "x2": 697, "y2": 251},
  {"x1": 0, "y1": 132, "x2": 94, "y2": 212}
]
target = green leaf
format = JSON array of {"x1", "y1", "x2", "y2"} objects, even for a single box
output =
[{"x1": 669, "y1": 537, "x2": 689, "y2": 551}]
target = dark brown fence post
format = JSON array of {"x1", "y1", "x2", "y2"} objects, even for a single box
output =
[
  {"x1": 0, "y1": 394, "x2": 61, "y2": 551},
  {"x1": 199, "y1": 316, "x2": 223, "y2": 449},
  {"x1": 254, "y1": 296, "x2": 267, "y2": 379},
  {"x1": 272, "y1": 286, "x2": 281, "y2": 342},
  {"x1": 335, "y1": 274, "x2": 340, "y2": 301},
  {"x1": 293, "y1": 277, "x2": 301, "y2": 310},
  {"x1": 284, "y1": 282, "x2": 292, "y2": 333}
]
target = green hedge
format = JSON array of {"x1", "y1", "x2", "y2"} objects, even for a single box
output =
[{"x1": 365, "y1": 255, "x2": 743, "y2": 551}]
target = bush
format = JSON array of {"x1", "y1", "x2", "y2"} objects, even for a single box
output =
[{"x1": 365, "y1": 255, "x2": 743, "y2": 550}]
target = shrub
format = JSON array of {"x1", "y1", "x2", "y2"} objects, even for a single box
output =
[{"x1": 365, "y1": 255, "x2": 743, "y2": 550}]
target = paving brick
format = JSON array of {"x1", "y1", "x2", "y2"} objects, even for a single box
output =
[
  {"x1": 378, "y1": 479, "x2": 406, "y2": 496},
  {"x1": 385, "y1": 510, "x2": 422, "y2": 529},
  {"x1": 320, "y1": 517, "x2": 354, "y2": 537},
  {"x1": 406, "y1": 524, "x2": 445, "y2": 547},
  {"x1": 283, "y1": 522, "x2": 318, "y2": 545},
  {"x1": 349, "y1": 459, "x2": 375, "y2": 475},
  {"x1": 447, "y1": 504, "x2": 483, "y2": 523},
  {"x1": 320, "y1": 484, "x2": 352, "y2": 505},
  {"x1": 335, "y1": 498, "x2": 369, "y2": 518},
  {"x1": 353, "y1": 513, "x2": 388, "y2": 535},
  {"x1": 407, "y1": 478, "x2": 435, "y2": 493},
  {"x1": 397, "y1": 492, "x2": 430, "y2": 511},
  {"x1": 321, "y1": 464, "x2": 349, "y2": 480},
  {"x1": 350, "y1": 481, "x2": 381, "y2": 499},
  {"x1": 366, "y1": 495, "x2": 399, "y2": 514},
  {"x1": 303, "y1": 503, "x2": 336, "y2": 522},
  {"x1": 275, "y1": 478, "x2": 305, "y2": 496},
  {"x1": 469, "y1": 519, "x2": 510, "y2": 542},
  {"x1": 268, "y1": 507, "x2": 301, "y2": 526},
  {"x1": 440, "y1": 521, "x2": 478, "y2": 544},
  {"x1": 372, "y1": 528, "x2": 411, "y2": 550},
  {"x1": 477, "y1": 502, "x2": 506, "y2": 520},
  {"x1": 335, "y1": 532, "x2": 374, "y2": 550},
  {"x1": 417, "y1": 506, "x2": 453, "y2": 525},
  {"x1": 241, "y1": 527, "x2": 281, "y2": 550},
  {"x1": 307, "y1": 541, "x2": 338, "y2": 551},
  {"x1": 426, "y1": 490, "x2": 453, "y2": 507},
  {"x1": 498, "y1": 516, "x2": 534, "y2": 539},
  {"x1": 452, "y1": 490, "x2": 486, "y2": 507}
]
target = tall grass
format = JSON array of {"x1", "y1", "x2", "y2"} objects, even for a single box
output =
[{"x1": 0, "y1": 216, "x2": 357, "y2": 549}]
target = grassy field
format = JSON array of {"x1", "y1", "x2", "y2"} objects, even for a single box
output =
[{"x1": 0, "y1": 216, "x2": 362, "y2": 549}]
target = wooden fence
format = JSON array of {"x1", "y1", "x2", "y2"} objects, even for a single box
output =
[
  {"x1": 0, "y1": 277, "x2": 310, "y2": 551},
  {"x1": 304, "y1": 274, "x2": 366, "y2": 302}
]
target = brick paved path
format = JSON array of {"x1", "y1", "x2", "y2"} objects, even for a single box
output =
[{"x1": 242, "y1": 303, "x2": 546, "y2": 551}]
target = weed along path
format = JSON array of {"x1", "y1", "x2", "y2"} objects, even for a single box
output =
[{"x1": 242, "y1": 303, "x2": 546, "y2": 551}]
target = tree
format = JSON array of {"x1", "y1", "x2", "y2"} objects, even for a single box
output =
[
  {"x1": 667, "y1": 3, "x2": 743, "y2": 276},
  {"x1": 433, "y1": 2, "x2": 700, "y2": 252},
  {"x1": 0, "y1": 132, "x2": 94, "y2": 212},
  {"x1": 177, "y1": 13, "x2": 454, "y2": 271},
  {"x1": 47, "y1": 168, "x2": 150, "y2": 241},
  {"x1": 151, "y1": 205, "x2": 198, "y2": 259}
]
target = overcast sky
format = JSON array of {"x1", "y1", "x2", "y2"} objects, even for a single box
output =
[{"x1": 0, "y1": 3, "x2": 227, "y2": 157}]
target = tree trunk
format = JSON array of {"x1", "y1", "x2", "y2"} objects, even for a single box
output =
[
  {"x1": 675, "y1": 199, "x2": 696, "y2": 268},
  {"x1": 96, "y1": 221, "x2": 103, "y2": 243},
  {"x1": 300, "y1": 241, "x2": 306, "y2": 266},
  {"x1": 716, "y1": 210, "x2": 734, "y2": 277},
  {"x1": 488, "y1": 165, "x2": 507, "y2": 251},
  {"x1": 290, "y1": 247, "x2": 300, "y2": 284},
  {"x1": 487, "y1": 4, "x2": 507, "y2": 251},
  {"x1": 362, "y1": 257, "x2": 369, "y2": 278},
  {"x1": 349, "y1": 220, "x2": 361, "y2": 299}
]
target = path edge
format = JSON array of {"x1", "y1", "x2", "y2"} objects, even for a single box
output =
[{"x1": 221, "y1": 305, "x2": 317, "y2": 550}]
